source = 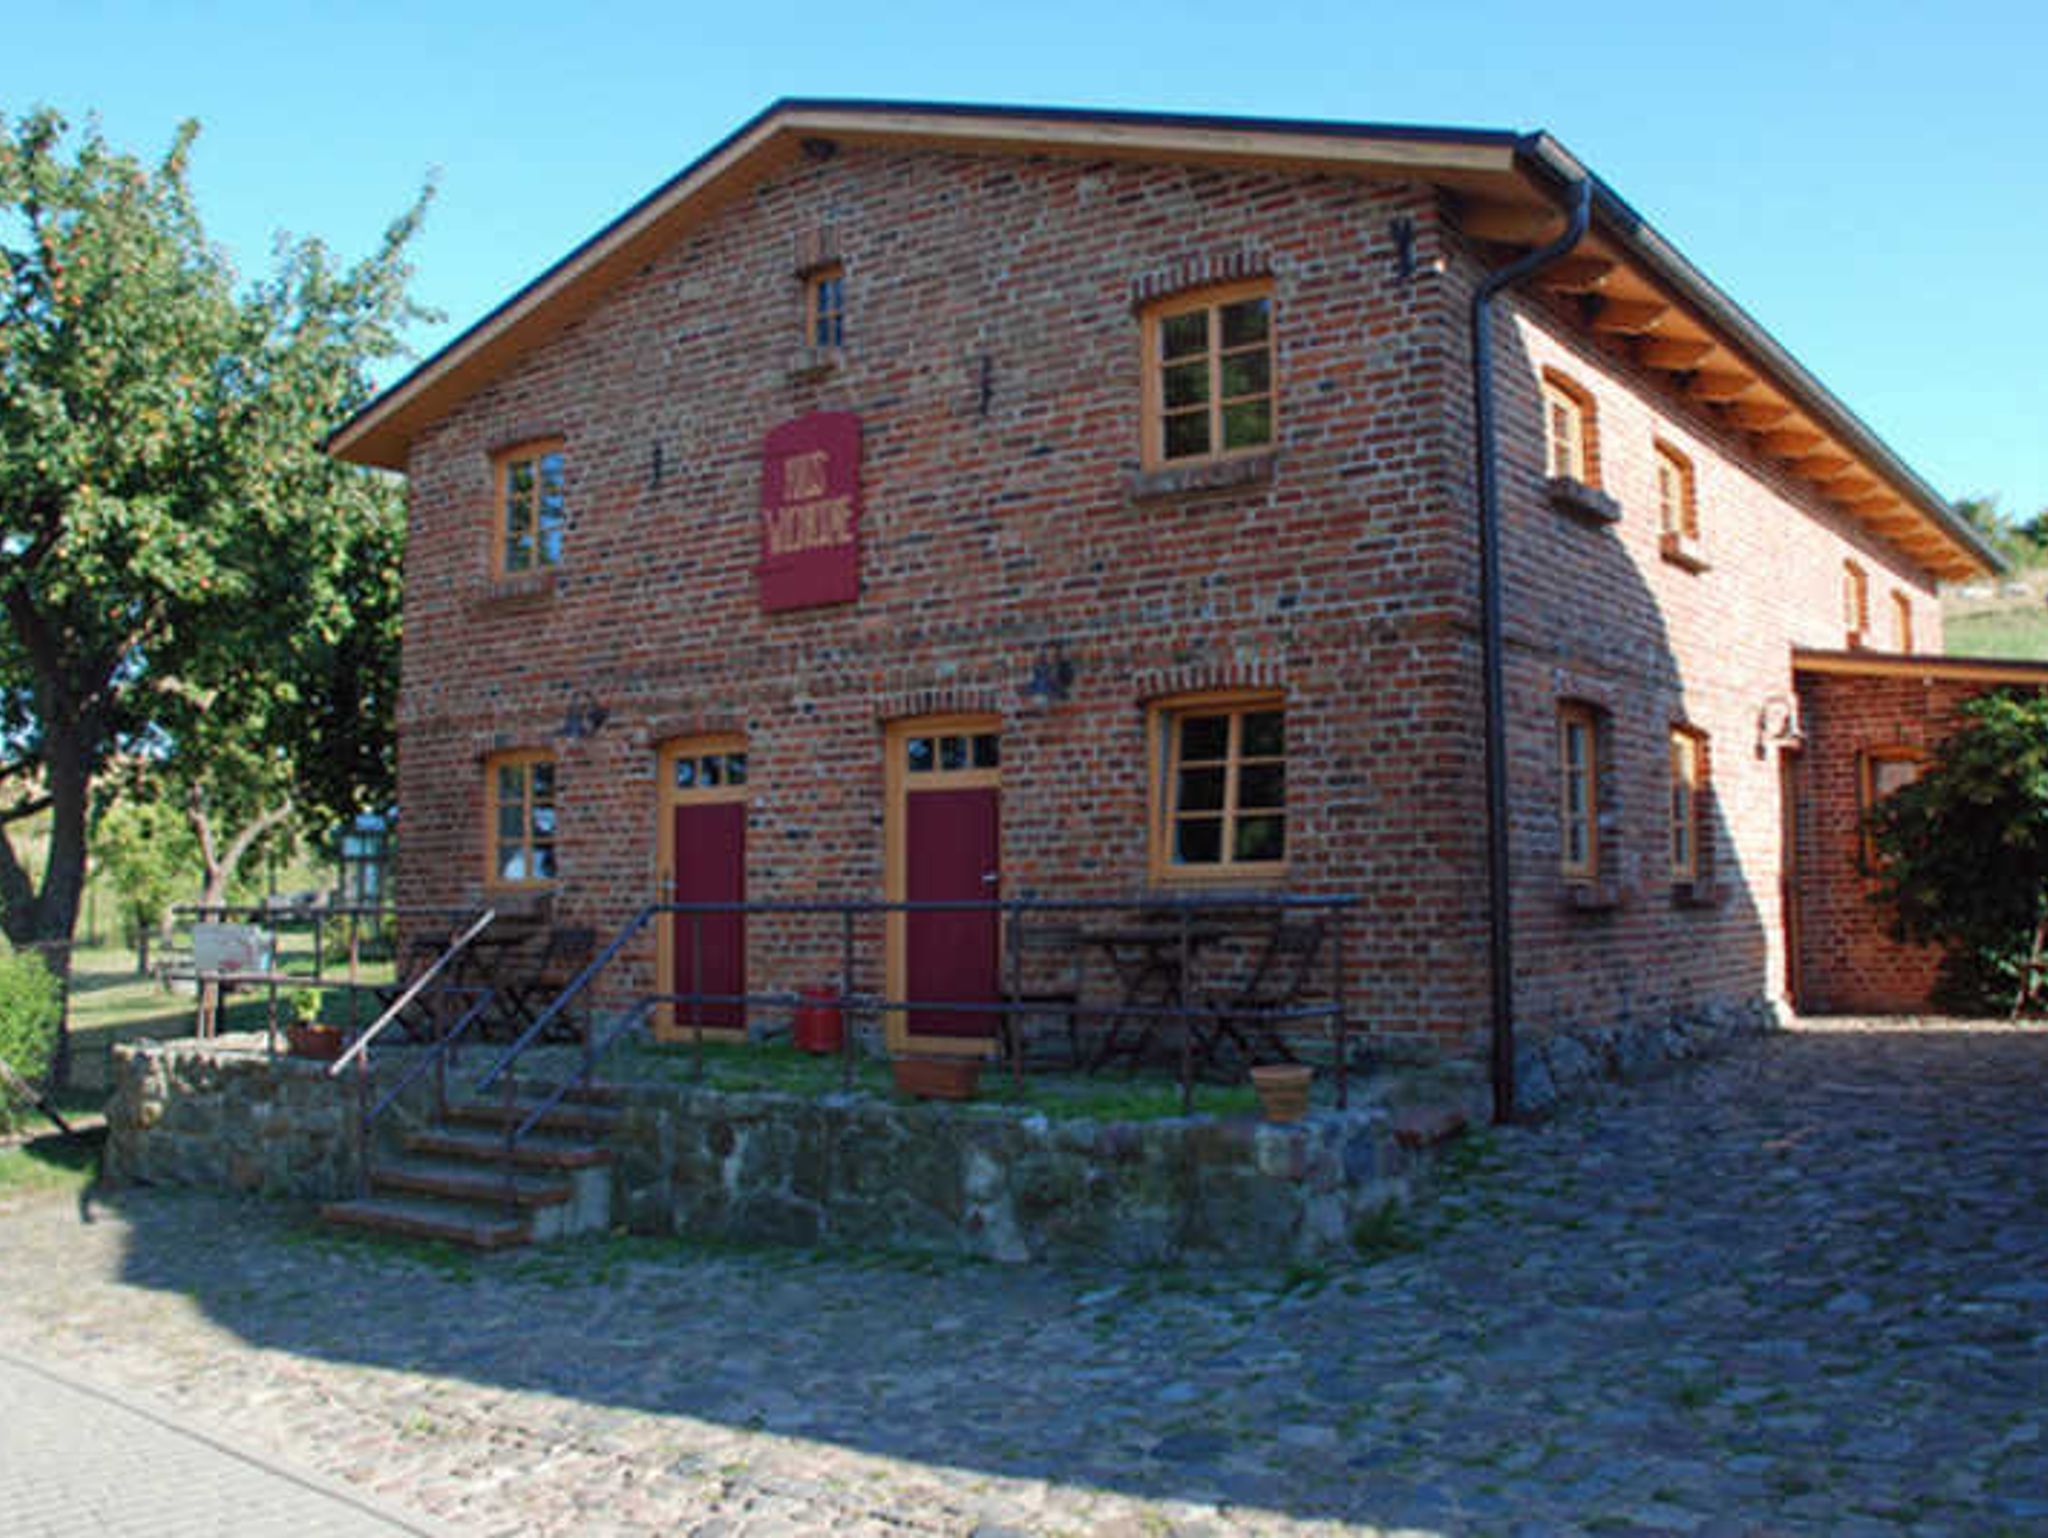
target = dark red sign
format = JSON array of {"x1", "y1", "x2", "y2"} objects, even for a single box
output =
[{"x1": 759, "y1": 411, "x2": 861, "y2": 612}]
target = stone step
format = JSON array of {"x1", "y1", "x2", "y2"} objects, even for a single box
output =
[
  {"x1": 369, "y1": 1157, "x2": 574, "y2": 1209},
  {"x1": 443, "y1": 1098, "x2": 620, "y2": 1137},
  {"x1": 319, "y1": 1195, "x2": 532, "y2": 1251},
  {"x1": 404, "y1": 1125, "x2": 614, "y2": 1170}
]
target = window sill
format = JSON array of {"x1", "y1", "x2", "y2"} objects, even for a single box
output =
[
  {"x1": 1546, "y1": 476, "x2": 1622, "y2": 526},
  {"x1": 788, "y1": 344, "x2": 845, "y2": 381},
  {"x1": 1559, "y1": 878, "x2": 1622, "y2": 912},
  {"x1": 1660, "y1": 531, "x2": 1710, "y2": 573},
  {"x1": 478, "y1": 569, "x2": 559, "y2": 609},
  {"x1": 1128, "y1": 450, "x2": 1278, "y2": 501},
  {"x1": 1671, "y1": 878, "x2": 1724, "y2": 909}
]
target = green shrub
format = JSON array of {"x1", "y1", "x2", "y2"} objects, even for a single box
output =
[{"x1": 0, "y1": 950, "x2": 61, "y2": 1133}]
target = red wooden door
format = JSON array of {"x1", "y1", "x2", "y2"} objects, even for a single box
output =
[
  {"x1": 672, "y1": 801, "x2": 745, "y2": 1031},
  {"x1": 905, "y1": 786, "x2": 999, "y2": 1039}
]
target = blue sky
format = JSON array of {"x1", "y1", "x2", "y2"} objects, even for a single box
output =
[{"x1": 10, "y1": 1, "x2": 2046, "y2": 521}]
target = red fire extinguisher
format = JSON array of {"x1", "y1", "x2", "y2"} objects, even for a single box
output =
[{"x1": 793, "y1": 985, "x2": 844, "y2": 1054}]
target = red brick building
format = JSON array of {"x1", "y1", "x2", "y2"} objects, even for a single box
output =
[{"x1": 329, "y1": 101, "x2": 2023, "y2": 1106}]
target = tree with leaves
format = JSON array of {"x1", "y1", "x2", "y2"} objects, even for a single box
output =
[
  {"x1": 1867, "y1": 690, "x2": 2048, "y2": 1011},
  {"x1": 0, "y1": 109, "x2": 427, "y2": 1080},
  {"x1": 92, "y1": 797, "x2": 196, "y2": 973}
]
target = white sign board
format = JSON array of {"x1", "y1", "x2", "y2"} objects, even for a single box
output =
[{"x1": 191, "y1": 922, "x2": 274, "y2": 979}]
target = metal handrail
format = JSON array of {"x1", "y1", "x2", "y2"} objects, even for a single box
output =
[{"x1": 329, "y1": 908, "x2": 497, "y2": 1077}]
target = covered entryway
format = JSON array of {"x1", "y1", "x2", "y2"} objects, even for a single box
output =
[
  {"x1": 658, "y1": 736, "x2": 748, "y2": 1039},
  {"x1": 884, "y1": 715, "x2": 1000, "y2": 1055}
]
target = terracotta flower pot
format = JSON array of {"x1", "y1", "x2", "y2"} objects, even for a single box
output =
[
  {"x1": 1250, "y1": 1063, "x2": 1313, "y2": 1123},
  {"x1": 892, "y1": 1055, "x2": 981, "y2": 1101},
  {"x1": 287, "y1": 1022, "x2": 345, "y2": 1062}
]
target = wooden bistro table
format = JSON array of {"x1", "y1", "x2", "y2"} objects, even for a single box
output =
[{"x1": 1076, "y1": 918, "x2": 1229, "y2": 1072}]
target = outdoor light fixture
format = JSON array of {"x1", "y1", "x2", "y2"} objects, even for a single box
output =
[
  {"x1": 1755, "y1": 695, "x2": 1802, "y2": 758},
  {"x1": 1022, "y1": 642, "x2": 1076, "y2": 707},
  {"x1": 557, "y1": 690, "x2": 610, "y2": 741}
]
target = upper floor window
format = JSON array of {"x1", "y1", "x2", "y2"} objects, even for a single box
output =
[
  {"x1": 805, "y1": 263, "x2": 845, "y2": 349},
  {"x1": 1541, "y1": 370, "x2": 1598, "y2": 485},
  {"x1": 1669, "y1": 728, "x2": 1706, "y2": 882},
  {"x1": 494, "y1": 441, "x2": 566, "y2": 577},
  {"x1": 1142, "y1": 281, "x2": 1275, "y2": 468},
  {"x1": 486, "y1": 750, "x2": 558, "y2": 888},
  {"x1": 1842, "y1": 560, "x2": 1870, "y2": 648},
  {"x1": 1150, "y1": 694, "x2": 1285, "y2": 880},
  {"x1": 1891, "y1": 590, "x2": 1914, "y2": 653},
  {"x1": 1558, "y1": 702, "x2": 1601, "y2": 880}
]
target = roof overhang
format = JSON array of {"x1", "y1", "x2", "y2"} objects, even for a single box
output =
[
  {"x1": 328, "y1": 98, "x2": 1996, "y2": 582},
  {"x1": 1793, "y1": 650, "x2": 2048, "y2": 686}
]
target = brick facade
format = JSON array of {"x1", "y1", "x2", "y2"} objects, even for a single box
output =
[{"x1": 368, "y1": 111, "x2": 1990, "y2": 1057}]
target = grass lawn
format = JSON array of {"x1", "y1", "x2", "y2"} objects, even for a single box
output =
[
  {"x1": 0, "y1": 1126, "x2": 100, "y2": 1197},
  {"x1": 621, "y1": 1039, "x2": 1264, "y2": 1121},
  {"x1": 62, "y1": 937, "x2": 395, "y2": 1091}
]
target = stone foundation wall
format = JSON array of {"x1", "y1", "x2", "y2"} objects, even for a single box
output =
[
  {"x1": 104, "y1": 1038, "x2": 433, "y2": 1201},
  {"x1": 1512, "y1": 997, "x2": 1778, "y2": 1119},
  {"x1": 105, "y1": 1039, "x2": 1422, "y2": 1265}
]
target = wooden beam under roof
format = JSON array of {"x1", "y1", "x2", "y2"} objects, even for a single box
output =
[
  {"x1": 1456, "y1": 198, "x2": 1563, "y2": 244},
  {"x1": 1798, "y1": 453, "x2": 1854, "y2": 479},
  {"x1": 1727, "y1": 400, "x2": 1794, "y2": 431},
  {"x1": 1534, "y1": 254, "x2": 1617, "y2": 293},
  {"x1": 1691, "y1": 369, "x2": 1757, "y2": 402},
  {"x1": 1762, "y1": 427, "x2": 1825, "y2": 457},
  {"x1": 1637, "y1": 337, "x2": 1714, "y2": 369},
  {"x1": 1591, "y1": 297, "x2": 1669, "y2": 335}
]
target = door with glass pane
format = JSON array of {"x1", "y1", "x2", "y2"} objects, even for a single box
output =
[
  {"x1": 657, "y1": 737, "x2": 748, "y2": 1041},
  {"x1": 885, "y1": 716, "x2": 1000, "y2": 1055}
]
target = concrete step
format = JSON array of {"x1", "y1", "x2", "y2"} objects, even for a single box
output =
[
  {"x1": 369, "y1": 1157, "x2": 574, "y2": 1209},
  {"x1": 319, "y1": 1195, "x2": 531, "y2": 1251},
  {"x1": 404, "y1": 1125, "x2": 614, "y2": 1170},
  {"x1": 443, "y1": 1098, "x2": 620, "y2": 1137}
]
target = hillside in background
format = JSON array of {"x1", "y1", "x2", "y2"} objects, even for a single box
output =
[{"x1": 1945, "y1": 565, "x2": 2048, "y2": 660}]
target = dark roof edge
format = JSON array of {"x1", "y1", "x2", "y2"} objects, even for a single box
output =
[{"x1": 1512, "y1": 132, "x2": 2002, "y2": 578}]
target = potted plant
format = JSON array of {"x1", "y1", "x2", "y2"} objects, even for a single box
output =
[
  {"x1": 1249, "y1": 1062, "x2": 1314, "y2": 1123},
  {"x1": 892, "y1": 1054, "x2": 982, "y2": 1101},
  {"x1": 286, "y1": 986, "x2": 343, "y2": 1061}
]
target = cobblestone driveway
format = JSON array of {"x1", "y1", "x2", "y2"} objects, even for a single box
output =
[{"x1": 1, "y1": 1020, "x2": 2043, "y2": 1536}]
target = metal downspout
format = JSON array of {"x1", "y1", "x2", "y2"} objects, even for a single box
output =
[{"x1": 1469, "y1": 175, "x2": 1592, "y2": 1124}]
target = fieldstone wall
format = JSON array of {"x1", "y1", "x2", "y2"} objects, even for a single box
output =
[
  {"x1": 104, "y1": 1037, "x2": 431, "y2": 1200},
  {"x1": 1513, "y1": 997, "x2": 1778, "y2": 1119},
  {"x1": 106, "y1": 1038, "x2": 1425, "y2": 1265}
]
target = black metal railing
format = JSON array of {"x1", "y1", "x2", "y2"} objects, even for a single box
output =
[{"x1": 471, "y1": 893, "x2": 1358, "y2": 1186}]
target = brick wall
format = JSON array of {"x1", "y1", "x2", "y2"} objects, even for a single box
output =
[
  {"x1": 393, "y1": 136, "x2": 1956, "y2": 1051},
  {"x1": 1792, "y1": 670, "x2": 1972, "y2": 1013},
  {"x1": 398, "y1": 145, "x2": 1488, "y2": 1038}
]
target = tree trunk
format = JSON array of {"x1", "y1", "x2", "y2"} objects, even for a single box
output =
[
  {"x1": 0, "y1": 717, "x2": 98, "y2": 1089},
  {"x1": 135, "y1": 927, "x2": 151, "y2": 978}
]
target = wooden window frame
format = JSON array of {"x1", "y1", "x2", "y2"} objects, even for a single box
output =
[
  {"x1": 1668, "y1": 727, "x2": 1706, "y2": 883},
  {"x1": 1140, "y1": 279, "x2": 1277, "y2": 472},
  {"x1": 1558, "y1": 702, "x2": 1601, "y2": 881},
  {"x1": 804, "y1": 263, "x2": 845, "y2": 350},
  {"x1": 1891, "y1": 589, "x2": 1914, "y2": 653},
  {"x1": 1842, "y1": 560, "x2": 1870, "y2": 648},
  {"x1": 1540, "y1": 369, "x2": 1600, "y2": 487},
  {"x1": 1655, "y1": 439, "x2": 1707, "y2": 569},
  {"x1": 1147, "y1": 691, "x2": 1287, "y2": 885},
  {"x1": 1859, "y1": 745, "x2": 1925, "y2": 869},
  {"x1": 491, "y1": 439, "x2": 566, "y2": 579},
  {"x1": 484, "y1": 749, "x2": 558, "y2": 891}
]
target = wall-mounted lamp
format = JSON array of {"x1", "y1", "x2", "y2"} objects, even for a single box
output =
[
  {"x1": 1022, "y1": 642, "x2": 1076, "y2": 708},
  {"x1": 558, "y1": 690, "x2": 610, "y2": 741},
  {"x1": 1019, "y1": 638, "x2": 1081, "y2": 708},
  {"x1": 1755, "y1": 695, "x2": 1802, "y2": 758}
]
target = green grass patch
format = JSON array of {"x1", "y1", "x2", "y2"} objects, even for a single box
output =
[
  {"x1": 1946, "y1": 609, "x2": 2048, "y2": 660},
  {"x1": 0, "y1": 1128, "x2": 101, "y2": 1196},
  {"x1": 619, "y1": 1038, "x2": 1261, "y2": 1121}
]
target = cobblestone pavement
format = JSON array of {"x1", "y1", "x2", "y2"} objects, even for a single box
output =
[
  {"x1": 1, "y1": 1020, "x2": 2044, "y2": 1536},
  {"x1": 0, "y1": 1347, "x2": 440, "y2": 1536}
]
